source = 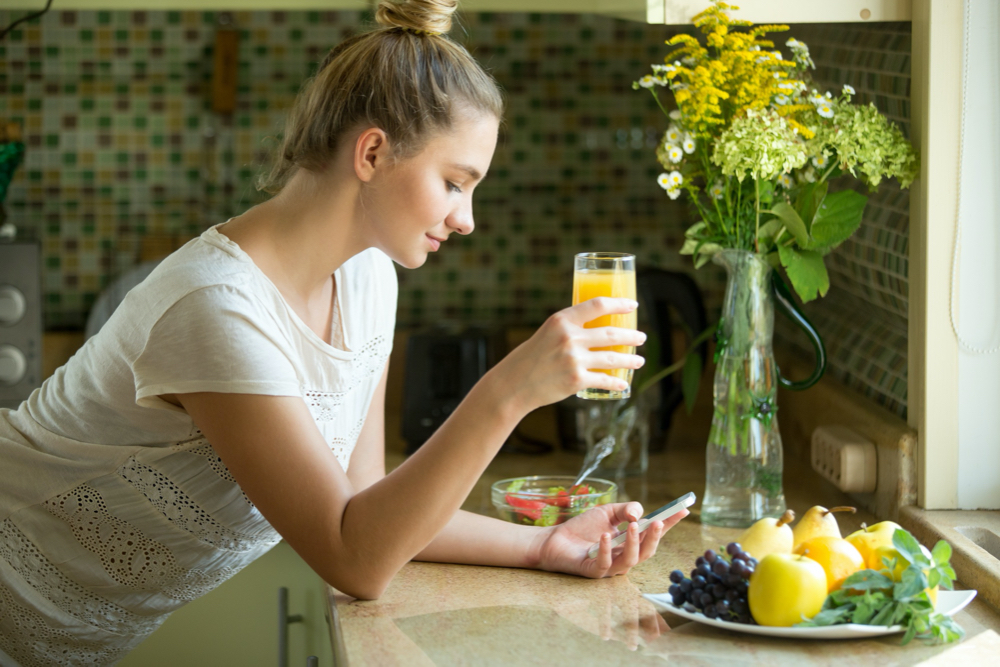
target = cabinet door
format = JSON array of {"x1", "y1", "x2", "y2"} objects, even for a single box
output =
[{"x1": 119, "y1": 542, "x2": 333, "y2": 667}]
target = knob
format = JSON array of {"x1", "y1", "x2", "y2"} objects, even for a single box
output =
[
  {"x1": 0, "y1": 285, "x2": 26, "y2": 326},
  {"x1": 0, "y1": 345, "x2": 27, "y2": 386}
]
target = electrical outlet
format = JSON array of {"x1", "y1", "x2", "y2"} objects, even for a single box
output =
[{"x1": 811, "y1": 425, "x2": 877, "y2": 493}]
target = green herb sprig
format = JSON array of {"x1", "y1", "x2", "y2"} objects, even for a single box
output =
[{"x1": 795, "y1": 528, "x2": 965, "y2": 645}]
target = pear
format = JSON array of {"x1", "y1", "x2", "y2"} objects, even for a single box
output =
[
  {"x1": 737, "y1": 509, "x2": 795, "y2": 560},
  {"x1": 792, "y1": 506, "x2": 857, "y2": 551}
]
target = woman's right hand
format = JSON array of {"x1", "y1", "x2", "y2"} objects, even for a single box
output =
[{"x1": 493, "y1": 297, "x2": 646, "y2": 414}]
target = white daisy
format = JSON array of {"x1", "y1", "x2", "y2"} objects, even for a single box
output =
[
  {"x1": 709, "y1": 181, "x2": 725, "y2": 199},
  {"x1": 817, "y1": 103, "x2": 834, "y2": 118},
  {"x1": 799, "y1": 167, "x2": 817, "y2": 183},
  {"x1": 777, "y1": 173, "x2": 793, "y2": 188},
  {"x1": 774, "y1": 94, "x2": 789, "y2": 106},
  {"x1": 667, "y1": 187, "x2": 682, "y2": 200},
  {"x1": 786, "y1": 38, "x2": 801, "y2": 48},
  {"x1": 667, "y1": 144, "x2": 684, "y2": 163},
  {"x1": 682, "y1": 134, "x2": 696, "y2": 154},
  {"x1": 657, "y1": 173, "x2": 671, "y2": 190},
  {"x1": 669, "y1": 109, "x2": 682, "y2": 120},
  {"x1": 665, "y1": 125, "x2": 682, "y2": 143},
  {"x1": 638, "y1": 75, "x2": 656, "y2": 89},
  {"x1": 812, "y1": 154, "x2": 829, "y2": 168},
  {"x1": 668, "y1": 170, "x2": 684, "y2": 187},
  {"x1": 809, "y1": 91, "x2": 825, "y2": 105},
  {"x1": 777, "y1": 81, "x2": 796, "y2": 91},
  {"x1": 842, "y1": 84, "x2": 855, "y2": 95}
]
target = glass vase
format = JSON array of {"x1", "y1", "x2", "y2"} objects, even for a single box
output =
[{"x1": 702, "y1": 249, "x2": 787, "y2": 527}]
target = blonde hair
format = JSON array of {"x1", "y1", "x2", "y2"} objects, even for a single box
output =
[{"x1": 257, "y1": 0, "x2": 504, "y2": 194}]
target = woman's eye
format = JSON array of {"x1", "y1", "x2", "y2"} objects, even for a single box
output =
[{"x1": 446, "y1": 181, "x2": 462, "y2": 193}]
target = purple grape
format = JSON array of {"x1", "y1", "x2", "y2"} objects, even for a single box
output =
[
  {"x1": 669, "y1": 584, "x2": 681, "y2": 597},
  {"x1": 691, "y1": 574, "x2": 706, "y2": 589},
  {"x1": 732, "y1": 599, "x2": 747, "y2": 615},
  {"x1": 725, "y1": 589, "x2": 739, "y2": 603},
  {"x1": 715, "y1": 599, "x2": 730, "y2": 615},
  {"x1": 748, "y1": 557, "x2": 758, "y2": 568},
  {"x1": 704, "y1": 549, "x2": 718, "y2": 564},
  {"x1": 711, "y1": 584, "x2": 726, "y2": 599},
  {"x1": 730, "y1": 560, "x2": 747, "y2": 577},
  {"x1": 738, "y1": 551, "x2": 752, "y2": 562},
  {"x1": 700, "y1": 593, "x2": 714, "y2": 608},
  {"x1": 697, "y1": 562, "x2": 712, "y2": 578},
  {"x1": 704, "y1": 605, "x2": 718, "y2": 619},
  {"x1": 725, "y1": 573, "x2": 742, "y2": 587},
  {"x1": 672, "y1": 592, "x2": 685, "y2": 606},
  {"x1": 680, "y1": 579, "x2": 692, "y2": 593},
  {"x1": 670, "y1": 569, "x2": 684, "y2": 584},
  {"x1": 683, "y1": 602, "x2": 697, "y2": 613},
  {"x1": 712, "y1": 560, "x2": 730, "y2": 577},
  {"x1": 690, "y1": 568, "x2": 700, "y2": 580},
  {"x1": 695, "y1": 556, "x2": 707, "y2": 567},
  {"x1": 726, "y1": 542, "x2": 742, "y2": 557}
]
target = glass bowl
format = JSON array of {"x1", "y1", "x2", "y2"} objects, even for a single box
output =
[{"x1": 491, "y1": 475, "x2": 618, "y2": 526}]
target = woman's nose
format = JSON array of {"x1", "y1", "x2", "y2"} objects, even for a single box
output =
[{"x1": 448, "y1": 205, "x2": 475, "y2": 236}]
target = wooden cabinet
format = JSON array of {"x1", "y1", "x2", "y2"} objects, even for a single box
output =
[
  {"x1": 3, "y1": 0, "x2": 912, "y2": 23},
  {"x1": 119, "y1": 541, "x2": 334, "y2": 667}
]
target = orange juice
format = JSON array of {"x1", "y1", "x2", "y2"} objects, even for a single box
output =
[{"x1": 572, "y1": 267, "x2": 637, "y2": 398}]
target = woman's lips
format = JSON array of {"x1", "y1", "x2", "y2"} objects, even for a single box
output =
[{"x1": 426, "y1": 234, "x2": 442, "y2": 251}]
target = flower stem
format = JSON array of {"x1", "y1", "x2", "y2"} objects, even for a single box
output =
[
  {"x1": 754, "y1": 178, "x2": 761, "y2": 253},
  {"x1": 649, "y1": 89, "x2": 670, "y2": 118},
  {"x1": 819, "y1": 161, "x2": 837, "y2": 183}
]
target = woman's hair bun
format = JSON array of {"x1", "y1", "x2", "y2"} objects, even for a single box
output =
[{"x1": 375, "y1": 0, "x2": 457, "y2": 36}]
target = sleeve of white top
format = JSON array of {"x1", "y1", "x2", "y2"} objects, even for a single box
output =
[{"x1": 132, "y1": 283, "x2": 301, "y2": 411}]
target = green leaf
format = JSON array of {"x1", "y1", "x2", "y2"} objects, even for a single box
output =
[
  {"x1": 806, "y1": 189, "x2": 867, "y2": 250},
  {"x1": 680, "y1": 238, "x2": 698, "y2": 255},
  {"x1": 765, "y1": 202, "x2": 809, "y2": 246},
  {"x1": 895, "y1": 568, "x2": 930, "y2": 600},
  {"x1": 932, "y1": 540, "x2": 953, "y2": 566},
  {"x1": 756, "y1": 218, "x2": 782, "y2": 246},
  {"x1": 682, "y1": 351, "x2": 702, "y2": 415},
  {"x1": 892, "y1": 528, "x2": 924, "y2": 565},
  {"x1": 777, "y1": 245, "x2": 830, "y2": 302},
  {"x1": 795, "y1": 180, "x2": 829, "y2": 228},
  {"x1": 841, "y1": 569, "x2": 895, "y2": 592},
  {"x1": 795, "y1": 607, "x2": 852, "y2": 627},
  {"x1": 759, "y1": 179, "x2": 775, "y2": 206},
  {"x1": 685, "y1": 221, "x2": 706, "y2": 238}
]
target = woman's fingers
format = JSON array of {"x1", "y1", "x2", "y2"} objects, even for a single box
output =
[
  {"x1": 580, "y1": 323, "x2": 647, "y2": 350},
  {"x1": 565, "y1": 296, "x2": 638, "y2": 326}
]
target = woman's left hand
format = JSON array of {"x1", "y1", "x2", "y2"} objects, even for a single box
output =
[{"x1": 531, "y1": 501, "x2": 688, "y2": 578}]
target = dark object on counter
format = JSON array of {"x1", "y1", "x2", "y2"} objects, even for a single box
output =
[
  {"x1": 401, "y1": 326, "x2": 505, "y2": 454},
  {"x1": 556, "y1": 267, "x2": 708, "y2": 453}
]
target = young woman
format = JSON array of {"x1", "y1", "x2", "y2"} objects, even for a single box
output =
[{"x1": 0, "y1": 1, "x2": 687, "y2": 663}]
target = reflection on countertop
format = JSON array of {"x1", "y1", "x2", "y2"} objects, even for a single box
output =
[{"x1": 327, "y1": 402, "x2": 1000, "y2": 665}]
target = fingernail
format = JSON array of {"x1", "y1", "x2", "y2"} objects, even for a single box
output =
[
  {"x1": 626, "y1": 299, "x2": 639, "y2": 309},
  {"x1": 639, "y1": 332, "x2": 648, "y2": 343}
]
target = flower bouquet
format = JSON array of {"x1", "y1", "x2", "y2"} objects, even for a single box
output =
[{"x1": 633, "y1": 1, "x2": 918, "y2": 527}]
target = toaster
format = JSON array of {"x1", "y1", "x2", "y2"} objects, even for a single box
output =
[{"x1": 400, "y1": 326, "x2": 504, "y2": 453}]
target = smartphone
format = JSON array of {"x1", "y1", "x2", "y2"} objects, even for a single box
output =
[{"x1": 587, "y1": 491, "x2": 696, "y2": 559}]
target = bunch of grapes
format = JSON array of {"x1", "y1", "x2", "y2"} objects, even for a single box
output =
[{"x1": 667, "y1": 542, "x2": 757, "y2": 624}]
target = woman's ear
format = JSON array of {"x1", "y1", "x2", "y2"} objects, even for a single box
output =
[{"x1": 354, "y1": 127, "x2": 390, "y2": 183}]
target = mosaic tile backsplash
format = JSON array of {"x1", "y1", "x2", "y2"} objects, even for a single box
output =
[{"x1": 0, "y1": 9, "x2": 910, "y2": 416}]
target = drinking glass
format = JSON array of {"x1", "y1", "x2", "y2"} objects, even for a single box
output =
[{"x1": 572, "y1": 252, "x2": 637, "y2": 400}]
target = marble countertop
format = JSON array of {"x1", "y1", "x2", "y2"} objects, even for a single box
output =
[{"x1": 326, "y1": 403, "x2": 1000, "y2": 666}]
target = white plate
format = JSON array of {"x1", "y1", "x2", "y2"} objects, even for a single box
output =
[{"x1": 643, "y1": 589, "x2": 977, "y2": 639}]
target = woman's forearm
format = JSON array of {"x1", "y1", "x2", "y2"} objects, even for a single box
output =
[
  {"x1": 413, "y1": 509, "x2": 544, "y2": 569},
  {"x1": 334, "y1": 363, "x2": 530, "y2": 596}
]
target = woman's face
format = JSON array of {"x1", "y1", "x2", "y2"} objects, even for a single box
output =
[{"x1": 364, "y1": 111, "x2": 500, "y2": 269}]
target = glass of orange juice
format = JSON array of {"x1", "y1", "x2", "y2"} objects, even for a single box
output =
[{"x1": 572, "y1": 252, "x2": 637, "y2": 400}]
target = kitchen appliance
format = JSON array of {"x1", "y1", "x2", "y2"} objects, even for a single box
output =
[
  {"x1": 401, "y1": 326, "x2": 504, "y2": 454},
  {"x1": 556, "y1": 267, "x2": 708, "y2": 452},
  {"x1": 0, "y1": 237, "x2": 42, "y2": 409}
]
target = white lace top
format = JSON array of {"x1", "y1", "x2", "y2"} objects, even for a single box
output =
[{"x1": 0, "y1": 225, "x2": 397, "y2": 666}]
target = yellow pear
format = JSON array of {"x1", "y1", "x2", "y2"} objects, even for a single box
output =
[
  {"x1": 792, "y1": 506, "x2": 857, "y2": 551},
  {"x1": 737, "y1": 509, "x2": 796, "y2": 560},
  {"x1": 845, "y1": 521, "x2": 902, "y2": 567}
]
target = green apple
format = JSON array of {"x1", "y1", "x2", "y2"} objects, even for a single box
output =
[{"x1": 748, "y1": 553, "x2": 828, "y2": 627}]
